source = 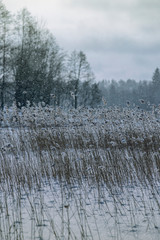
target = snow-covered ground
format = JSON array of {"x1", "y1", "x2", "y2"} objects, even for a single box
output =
[{"x1": 0, "y1": 105, "x2": 160, "y2": 239}]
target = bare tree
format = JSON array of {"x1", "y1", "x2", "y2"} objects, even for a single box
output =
[
  {"x1": 67, "y1": 50, "x2": 94, "y2": 109},
  {"x1": 12, "y1": 8, "x2": 64, "y2": 107}
]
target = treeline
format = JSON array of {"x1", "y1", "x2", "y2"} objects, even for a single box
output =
[
  {"x1": 0, "y1": 0, "x2": 160, "y2": 110},
  {"x1": 99, "y1": 68, "x2": 160, "y2": 109}
]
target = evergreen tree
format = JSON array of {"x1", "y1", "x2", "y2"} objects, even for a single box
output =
[
  {"x1": 0, "y1": 1, "x2": 12, "y2": 110},
  {"x1": 79, "y1": 80, "x2": 92, "y2": 107},
  {"x1": 109, "y1": 80, "x2": 117, "y2": 106},
  {"x1": 152, "y1": 68, "x2": 160, "y2": 104},
  {"x1": 90, "y1": 83, "x2": 102, "y2": 107},
  {"x1": 152, "y1": 68, "x2": 160, "y2": 87}
]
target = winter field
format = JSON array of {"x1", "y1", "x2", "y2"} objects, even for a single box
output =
[{"x1": 0, "y1": 104, "x2": 160, "y2": 240}]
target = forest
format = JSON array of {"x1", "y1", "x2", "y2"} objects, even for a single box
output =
[{"x1": 0, "y1": 0, "x2": 160, "y2": 110}]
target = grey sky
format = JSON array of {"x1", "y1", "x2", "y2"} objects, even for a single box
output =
[{"x1": 4, "y1": 0, "x2": 160, "y2": 81}]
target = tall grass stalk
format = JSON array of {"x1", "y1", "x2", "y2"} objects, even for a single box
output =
[{"x1": 0, "y1": 105, "x2": 160, "y2": 239}]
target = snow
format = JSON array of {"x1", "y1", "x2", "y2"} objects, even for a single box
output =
[{"x1": 0, "y1": 105, "x2": 160, "y2": 239}]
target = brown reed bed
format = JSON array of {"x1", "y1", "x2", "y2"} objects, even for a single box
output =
[{"x1": 0, "y1": 105, "x2": 160, "y2": 239}]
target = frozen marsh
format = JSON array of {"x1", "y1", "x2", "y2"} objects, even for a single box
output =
[{"x1": 0, "y1": 104, "x2": 160, "y2": 239}]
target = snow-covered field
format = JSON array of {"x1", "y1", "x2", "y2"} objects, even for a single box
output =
[{"x1": 0, "y1": 104, "x2": 160, "y2": 239}]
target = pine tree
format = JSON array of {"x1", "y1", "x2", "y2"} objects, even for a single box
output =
[
  {"x1": 152, "y1": 68, "x2": 160, "y2": 87},
  {"x1": 152, "y1": 68, "x2": 160, "y2": 104},
  {"x1": 0, "y1": 1, "x2": 12, "y2": 110},
  {"x1": 90, "y1": 83, "x2": 102, "y2": 107}
]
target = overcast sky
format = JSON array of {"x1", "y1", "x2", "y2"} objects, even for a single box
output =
[{"x1": 4, "y1": 0, "x2": 160, "y2": 81}]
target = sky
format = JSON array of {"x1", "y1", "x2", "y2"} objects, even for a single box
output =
[{"x1": 4, "y1": 0, "x2": 160, "y2": 82}]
